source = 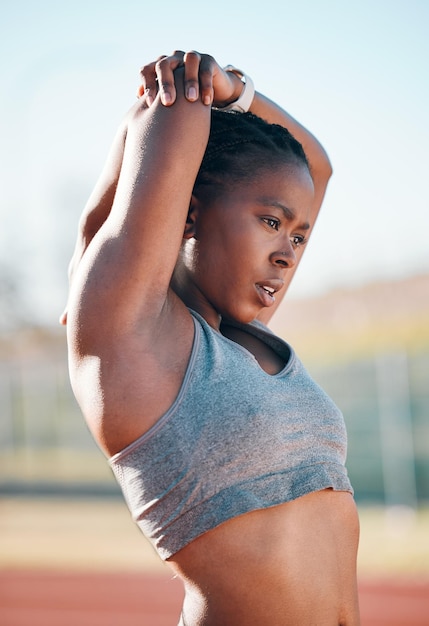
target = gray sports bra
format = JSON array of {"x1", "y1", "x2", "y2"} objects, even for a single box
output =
[{"x1": 109, "y1": 310, "x2": 353, "y2": 560}]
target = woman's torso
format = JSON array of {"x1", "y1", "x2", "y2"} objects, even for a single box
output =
[{"x1": 103, "y1": 307, "x2": 359, "y2": 624}]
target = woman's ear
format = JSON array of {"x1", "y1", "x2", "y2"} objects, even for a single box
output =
[{"x1": 183, "y1": 194, "x2": 200, "y2": 239}]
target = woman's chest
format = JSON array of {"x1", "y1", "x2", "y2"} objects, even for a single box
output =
[{"x1": 220, "y1": 323, "x2": 288, "y2": 375}]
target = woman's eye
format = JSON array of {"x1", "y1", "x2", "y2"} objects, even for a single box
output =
[
  {"x1": 263, "y1": 218, "x2": 280, "y2": 230},
  {"x1": 290, "y1": 235, "x2": 307, "y2": 249}
]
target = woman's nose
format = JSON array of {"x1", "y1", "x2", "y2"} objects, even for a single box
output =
[{"x1": 270, "y1": 240, "x2": 297, "y2": 269}]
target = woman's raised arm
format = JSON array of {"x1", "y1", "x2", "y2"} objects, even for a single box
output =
[
  {"x1": 67, "y1": 55, "x2": 247, "y2": 351},
  {"x1": 61, "y1": 52, "x2": 245, "y2": 325},
  {"x1": 67, "y1": 67, "x2": 211, "y2": 352},
  {"x1": 249, "y1": 91, "x2": 333, "y2": 322}
]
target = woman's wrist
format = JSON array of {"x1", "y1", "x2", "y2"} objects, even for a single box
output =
[{"x1": 214, "y1": 66, "x2": 255, "y2": 113}]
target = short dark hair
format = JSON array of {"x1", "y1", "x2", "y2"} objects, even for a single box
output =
[{"x1": 193, "y1": 109, "x2": 309, "y2": 198}]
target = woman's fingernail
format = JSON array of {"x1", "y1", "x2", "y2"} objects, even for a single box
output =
[
  {"x1": 187, "y1": 87, "x2": 197, "y2": 101},
  {"x1": 163, "y1": 92, "x2": 172, "y2": 105}
]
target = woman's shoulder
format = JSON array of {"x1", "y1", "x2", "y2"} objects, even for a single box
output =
[{"x1": 70, "y1": 295, "x2": 197, "y2": 456}]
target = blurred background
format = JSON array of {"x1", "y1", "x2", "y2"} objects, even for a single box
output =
[{"x1": 1, "y1": 1, "x2": 428, "y2": 624}]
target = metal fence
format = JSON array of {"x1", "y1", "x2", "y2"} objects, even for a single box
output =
[{"x1": 308, "y1": 350, "x2": 429, "y2": 505}]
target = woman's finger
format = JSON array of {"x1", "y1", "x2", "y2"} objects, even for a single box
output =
[
  {"x1": 197, "y1": 53, "x2": 216, "y2": 106},
  {"x1": 139, "y1": 57, "x2": 163, "y2": 105},
  {"x1": 183, "y1": 50, "x2": 201, "y2": 102},
  {"x1": 155, "y1": 50, "x2": 185, "y2": 106}
]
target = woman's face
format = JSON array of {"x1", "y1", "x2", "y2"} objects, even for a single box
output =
[{"x1": 186, "y1": 163, "x2": 314, "y2": 326}]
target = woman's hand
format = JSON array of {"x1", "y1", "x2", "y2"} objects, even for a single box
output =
[{"x1": 138, "y1": 50, "x2": 244, "y2": 109}]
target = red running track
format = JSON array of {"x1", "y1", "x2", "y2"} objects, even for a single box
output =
[{"x1": 1, "y1": 571, "x2": 428, "y2": 626}]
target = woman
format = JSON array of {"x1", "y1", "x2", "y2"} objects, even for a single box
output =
[{"x1": 64, "y1": 51, "x2": 360, "y2": 625}]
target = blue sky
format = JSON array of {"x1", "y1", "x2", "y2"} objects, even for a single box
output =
[{"x1": 1, "y1": 0, "x2": 428, "y2": 325}]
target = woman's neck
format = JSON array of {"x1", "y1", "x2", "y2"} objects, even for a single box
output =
[{"x1": 171, "y1": 260, "x2": 222, "y2": 330}]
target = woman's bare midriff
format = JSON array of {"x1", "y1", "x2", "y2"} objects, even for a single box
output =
[{"x1": 168, "y1": 489, "x2": 360, "y2": 626}]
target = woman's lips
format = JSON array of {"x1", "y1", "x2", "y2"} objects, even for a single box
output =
[{"x1": 255, "y1": 280, "x2": 284, "y2": 307}]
